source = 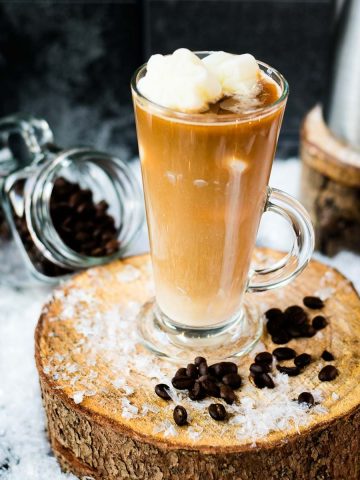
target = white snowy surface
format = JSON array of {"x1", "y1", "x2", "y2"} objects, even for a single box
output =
[{"x1": 0, "y1": 158, "x2": 359, "y2": 479}]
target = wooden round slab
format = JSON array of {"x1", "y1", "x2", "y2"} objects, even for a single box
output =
[{"x1": 35, "y1": 249, "x2": 360, "y2": 480}]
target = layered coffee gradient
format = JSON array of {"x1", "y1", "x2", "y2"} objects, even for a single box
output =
[{"x1": 133, "y1": 50, "x2": 286, "y2": 328}]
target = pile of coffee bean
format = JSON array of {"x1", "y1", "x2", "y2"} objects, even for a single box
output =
[
  {"x1": 249, "y1": 351, "x2": 275, "y2": 388},
  {"x1": 264, "y1": 297, "x2": 340, "y2": 384},
  {"x1": 155, "y1": 356, "x2": 242, "y2": 425},
  {"x1": 265, "y1": 296, "x2": 327, "y2": 345},
  {"x1": 6, "y1": 177, "x2": 120, "y2": 276},
  {"x1": 50, "y1": 177, "x2": 119, "y2": 257}
]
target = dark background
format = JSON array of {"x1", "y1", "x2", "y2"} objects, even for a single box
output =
[{"x1": 0, "y1": 0, "x2": 335, "y2": 161}]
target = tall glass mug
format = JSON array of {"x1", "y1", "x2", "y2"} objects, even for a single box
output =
[{"x1": 131, "y1": 52, "x2": 314, "y2": 360}]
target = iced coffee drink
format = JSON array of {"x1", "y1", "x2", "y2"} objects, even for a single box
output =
[{"x1": 132, "y1": 50, "x2": 286, "y2": 328}]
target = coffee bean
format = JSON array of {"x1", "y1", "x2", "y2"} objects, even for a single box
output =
[
  {"x1": 102, "y1": 230, "x2": 116, "y2": 242},
  {"x1": 318, "y1": 365, "x2": 339, "y2": 382},
  {"x1": 96, "y1": 200, "x2": 109, "y2": 213},
  {"x1": 271, "y1": 330, "x2": 291, "y2": 345},
  {"x1": 186, "y1": 363, "x2": 198, "y2": 378},
  {"x1": 285, "y1": 325, "x2": 303, "y2": 338},
  {"x1": 276, "y1": 365, "x2": 301, "y2": 376},
  {"x1": 91, "y1": 247, "x2": 106, "y2": 257},
  {"x1": 302, "y1": 324, "x2": 317, "y2": 338},
  {"x1": 255, "y1": 352, "x2": 273, "y2": 365},
  {"x1": 222, "y1": 373, "x2": 242, "y2": 389},
  {"x1": 303, "y1": 296, "x2": 324, "y2": 309},
  {"x1": 321, "y1": 350, "x2": 335, "y2": 361},
  {"x1": 250, "y1": 363, "x2": 270, "y2": 376},
  {"x1": 68, "y1": 191, "x2": 84, "y2": 208},
  {"x1": 105, "y1": 239, "x2": 119, "y2": 255},
  {"x1": 253, "y1": 373, "x2": 275, "y2": 389},
  {"x1": 171, "y1": 375, "x2": 195, "y2": 390},
  {"x1": 294, "y1": 353, "x2": 312, "y2": 368},
  {"x1": 198, "y1": 362, "x2": 208, "y2": 376},
  {"x1": 188, "y1": 381, "x2": 206, "y2": 401},
  {"x1": 209, "y1": 362, "x2": 237, "y2": 378},
  {"x1": 220, "y1": 385, "x2": 236, "y2": 405},
  {"x1": 312, "y1": 315, "x2": 328, "y2": 330},
  {"x1": 194, "y1": 356, "x2": 206, "y2": 366},
  {"x1": 200, "y1": 378, "x2": 220, "y2": 397},
  {"x1": 272, "y1": 347, "x2": 296, "y2": 361},
  {"x1": 198, "y1": 374, "x2": 217, "y2": 384},
  {"x1": 298, "y1": 392, "x2": 314, "y2": 406},
  {"x1": 284, "y1": 305, "x2": 308, "y2": 326},
  {"x1": 266, "y1": 317, "x2": 284, "y2": 336},
  {"x1": 265, "y1": 308, "x2": 283, "y2": 321},
  {"x1": 75, "y1": 231, "x2": 89, "y2": 243},
  {"x1": 154, "y1": 383, "x2": 171, "y2": 400},
  {"x1": 173, "y1": 405, "x2": 187, "y2": 426},
  {"x1": 208, "y1": 403, "x2": 227, "y2": 421},
  {"x1": 175, "y1": 368, "x2": 187, "y2": 378}
]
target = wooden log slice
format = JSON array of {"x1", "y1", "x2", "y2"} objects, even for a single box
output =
[
  {"x1": 35, "y1": 249, "x2": 360, "y2": 480},
  {"x1": 300, "y1": 105, "x2": 360, "y2": 256}
]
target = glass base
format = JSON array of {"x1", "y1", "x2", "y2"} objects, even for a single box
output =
[{"x1": 136, "y1": 299, "x2": 263, "y2": 363}]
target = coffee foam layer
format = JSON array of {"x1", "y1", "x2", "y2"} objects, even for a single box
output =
[{"x1": 137, "y1": 49, "x2": 261, "y2": 113}]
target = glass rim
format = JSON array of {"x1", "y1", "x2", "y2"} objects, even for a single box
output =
[{"x1": 131, "y1": 51, "x2": 289, "y2": 124}]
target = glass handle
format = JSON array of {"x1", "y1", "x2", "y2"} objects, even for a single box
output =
[{"x1": 247, "y1": 187, "x2": 315, "y2": 292}]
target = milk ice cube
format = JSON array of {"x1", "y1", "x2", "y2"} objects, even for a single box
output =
[
  {"x1": 137, "y1": 48, "x2": 222, "y2": 113},
  {"x1": 203, "y1": 52, "x2": 260, "y2": 96}
]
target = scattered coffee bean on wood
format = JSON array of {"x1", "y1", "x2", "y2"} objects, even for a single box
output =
[
  {"x1": 272, "y1": 347, "x2": 297, "y2": 361},
  {"x1": 276, "y1": 365, "x2": 301, "y2": 377},
  {"x1": 222, "y1": 373, "x2": 242, "y2": 389},
  {"x1": 186, "y1": 363, "x2": 197, "y2": 378},
  {"x1": 174, "y1": 367, "x2": 187, "y2": 378},
  {"x1": 302, "y1": 324, "x2": 317, "y2": 338},
  {"x1": 271, "y1": 330, "x2": 291, "y2": 345},
  {"x1": 255, "y1": 352, "x2": 273, "y2": 365},
  {"x1": 298, "y1": 392, "x2": 315, "y2": 406},
  {"x1": 198, "y1": 374, "x2": 217, "y2": 384},
  {"x1": 312, "y1": 315, "x2": 328, "y2": 330},
  {"x1": 173, "y1": 405, "x2": 188, "y2": 426},
  {"x1": 220, "y1": 385, "x2": 236, "y2": 405},
  {"x1": 284, "y1": 305, "x2": 308, "y2": 326},
  {"x1": 171, "y1": 375, "x2": 195, "y2": 390},
  {"x1": 209, "y1": 362, "x2": 237, "y2": 378},
  {"x1": 319, "y1": 365, "x2": 339, "y2": 382},
  {"x1": 188, "y1": 381, "x2": 206, "y2": 401},
  {"x1": 285, "y1": 325, "x2": 303, "y2": 338},
  {"x1": 198, "y1": 362, "x2": 208, "y2": 376},
  {"x1": 250, "y1": 362, "x2": 271, "y2": 376},
  {"x1": 253, "y1": 372, "x2": 275, "y2": 389},
  {"x1": 266, "y1": 318, "x2": 284, "y2": 336},
  {"x1": 294, "y1": 353, "x2": 312, "y2": 368},
  {"x1": 321, "y1": 350, "x2": 335, "y2": 361},
  {"x1": 265, "y1": 308, "x2": 283, "y2": 321},
  {"x1": 200, "y1": 378, "x2": 220, "y2": 398},
  {"x1": 154, "y1": 384, "x2": 171, "y2": 400},
  {"x1": 208, "y1": 403, "x2": 227, "y2": 421},
  {"x1": 194, "y1": 356, "x2": 206, "y2": 366},
  {"x1": 303, "y1": 296, "x2": 325, "y2": 309}
]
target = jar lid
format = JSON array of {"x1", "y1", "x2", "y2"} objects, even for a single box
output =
[
  {"x1": 0, "y1": 114, "x2": 53, "y2": 177},
  {"x1": 301, "y1": 105, "x2": 360, "y2": 187}
]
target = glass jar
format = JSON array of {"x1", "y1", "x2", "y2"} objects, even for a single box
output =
[{"x1": 0, "y1": 115, "x2": 144, "y2": 286}]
